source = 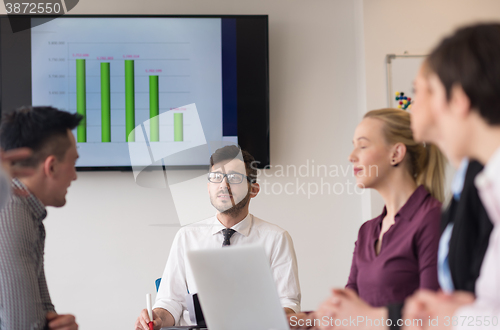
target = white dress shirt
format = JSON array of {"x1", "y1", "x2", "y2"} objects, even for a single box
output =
[
  {"x1": 454, "y1": 147, "x2": 500, "y2": 330},
  {"x1": 153, "y1": 213, "x2": 301, "y2": 326}
]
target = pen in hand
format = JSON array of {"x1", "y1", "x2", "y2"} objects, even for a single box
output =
[{"x1": 146, "y1": 293, "x2": 154, "y2": 330}]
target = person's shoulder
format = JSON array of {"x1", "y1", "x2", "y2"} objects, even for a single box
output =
[
  {"x1": 362, "y1": 215, "x2": 381, "y2": 226},
  {"x1": 355, "y1": 216, "x2": 380, "y2": 239},
  {"x1": 0, "y1": 196, "x2": 30, "y2": 221},
  {"x1": 251, "y1": 215, "x2": 288, "y2": 235},
  {"x1": 360, "y1": 214, "x2": 382, "y2": 229},
  {"x1": 418, "y1": 193, "x2": 442, "y2": 219},
  {"x1": 409, "y1": 192, "x2": 442, "y2": 230},
  {"x1": 0, "y1": 197, "x2": 35, "y2": 241}
]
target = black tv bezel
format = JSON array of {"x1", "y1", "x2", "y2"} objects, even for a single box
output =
[{"x1": 0, "y1": 14, "x2": 270, "y2": 171}]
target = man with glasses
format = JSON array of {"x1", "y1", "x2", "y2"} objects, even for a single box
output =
[{"x1": 135, "y1": 146, "x2": 301, "y2": 329}]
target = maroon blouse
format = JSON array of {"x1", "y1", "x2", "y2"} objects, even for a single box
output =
[{"x1": 346, "y1": 185, "x2": 441, "y2": 307}]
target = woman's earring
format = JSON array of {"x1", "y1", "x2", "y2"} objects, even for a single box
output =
[{"x1": 392, "y1": 159, "x2": 399, "y2": 167}]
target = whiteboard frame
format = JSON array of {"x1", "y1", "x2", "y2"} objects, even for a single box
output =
[{"x1": 386, "y1": 54, "x2": 427, "y2": 108}]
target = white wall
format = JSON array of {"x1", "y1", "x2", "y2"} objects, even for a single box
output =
[
  {"x1": 34, "y1": 1, "x2": 367, "y2": 329},
  {"x1": 363, "y1": 0, "x2": 500, "y2": 215}
]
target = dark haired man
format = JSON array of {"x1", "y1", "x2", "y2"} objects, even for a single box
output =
[
  {"x1": 0, "y1": 106, "x2": 82, "y2": 330},
  {"x1": 135, "y1": 146, "x2": 301, "y2": 329}
]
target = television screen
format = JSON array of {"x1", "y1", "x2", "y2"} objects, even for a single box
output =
[{"x1": 0, "y1": 15, "x2": 269, "y2": 170}]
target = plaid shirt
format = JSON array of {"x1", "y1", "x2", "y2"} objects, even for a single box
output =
[{"x1": 0, "y1": 179, "x2": 55, "y2": 330}]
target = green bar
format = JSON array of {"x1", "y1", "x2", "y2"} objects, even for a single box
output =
[
  {"x1": 125, "y1": 60, "x2": 135, "y2": 142},
  {"x1": 149, "y1": 76, "x2": 159, "y2": 142},
  {"x1": 174, "y1": 113, "x2": 183, "y2": 142},
  {"x1": 76, "y1": 59, "x2": 86, "y2": 143},
  {"x1": 101, "y1": 62, "x2": 111, "y2": 142}
]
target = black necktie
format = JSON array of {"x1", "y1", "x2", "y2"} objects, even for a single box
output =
[{"x1": 222, "y1": 228, "x2": 236, "y2": 247}]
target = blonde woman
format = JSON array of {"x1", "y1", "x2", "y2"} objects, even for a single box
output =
[
  {"x1": 344, "y1": 109, "x2": 445, "y2": 307},
  {"x1": 290, "y1": 109, "x2": 445, "y2": 329}
]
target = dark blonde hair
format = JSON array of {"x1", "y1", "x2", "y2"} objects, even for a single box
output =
[{"x1": 364, "y1": 108, "x2": 446, "y2": 203}]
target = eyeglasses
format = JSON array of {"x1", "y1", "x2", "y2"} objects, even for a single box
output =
[{"x1": 208, "y1": 172, "x2": 252, "y2": 184}]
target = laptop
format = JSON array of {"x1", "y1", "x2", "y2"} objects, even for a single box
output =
[{"x1": 164, "y1": 244, "x2": 290, "y2": 330}]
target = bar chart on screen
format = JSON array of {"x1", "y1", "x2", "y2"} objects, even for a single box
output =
[
  {"x1": 31, "y1": 17, "x2": 224, "y2": 166},
  {"x1": 64, "y1": 42, "x2": 190, "y2": 144}
]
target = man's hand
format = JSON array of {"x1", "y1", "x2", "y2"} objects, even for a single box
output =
[
  {"x1": 46, "y1": 311, "x2": 78, "y2": 330},
  {"x1": 403, "y1": 290, "x2": 475, "y2": 330},
  {"x1": 1, "y1": 148, "x2": 34, "y2": 197},
  {"x1": 1, "y1": 148, "x2": 33, "y2": 178},
  {"x1": 135, "y1": 308, "x2": 164, "y2": 330}
]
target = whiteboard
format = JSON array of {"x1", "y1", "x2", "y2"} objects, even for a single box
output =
[{"x1": 386, "y1": 54, "x2": 426, "y2": 109}]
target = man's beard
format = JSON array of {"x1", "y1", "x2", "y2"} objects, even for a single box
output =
[{"x1": 211, "y1": 190, "x2": 251, "y2": 217}]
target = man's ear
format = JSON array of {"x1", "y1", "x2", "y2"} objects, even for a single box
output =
[
  {"x1": 249, "y1": 182, "x2": 260, "y2": 198},
  {"x1": 449, "y1": 84, "x2": 471, "y2": 119},
  {"x1": 43, "y1": 155, "x2": 57, "y2": 179}
]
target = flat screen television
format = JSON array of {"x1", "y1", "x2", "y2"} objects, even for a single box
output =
[{"x1": 0, "y1": 15, "x2": 269, "y2": 170}]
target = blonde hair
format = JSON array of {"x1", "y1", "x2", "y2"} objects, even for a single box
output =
[{"x1": 364, "y1": 108, "x2": 446, "y2": 203}]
